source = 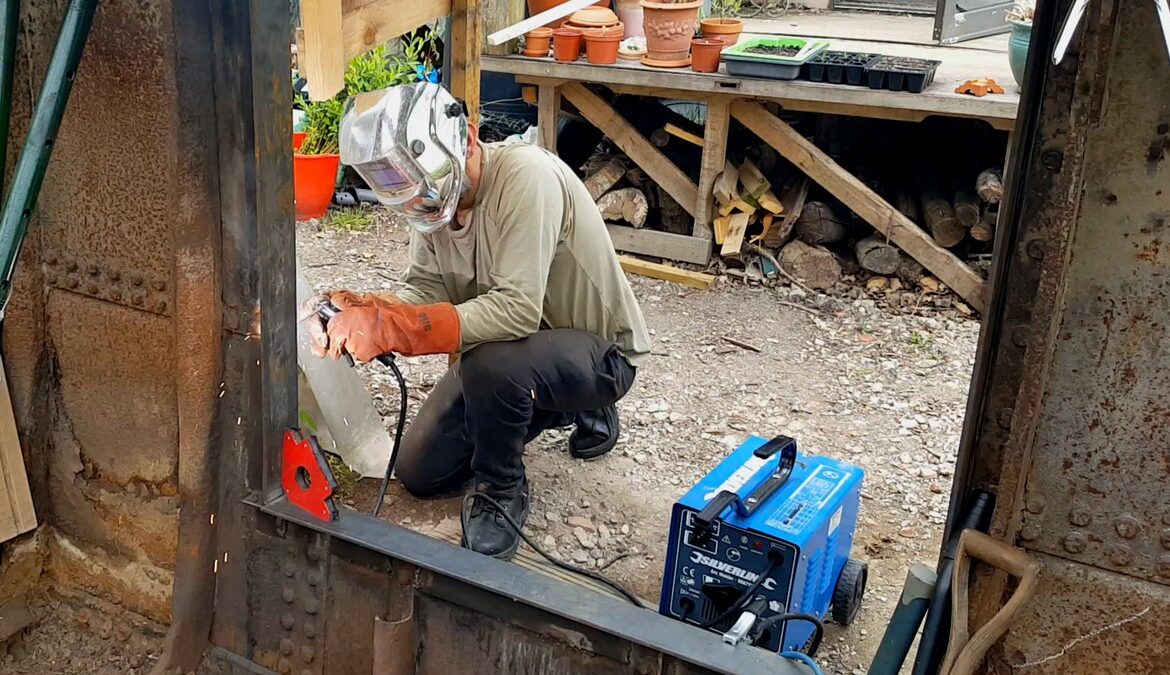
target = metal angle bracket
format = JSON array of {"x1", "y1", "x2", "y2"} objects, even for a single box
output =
[{"x1": 281, "y1": 429, "x2": 340, "y2": 523}]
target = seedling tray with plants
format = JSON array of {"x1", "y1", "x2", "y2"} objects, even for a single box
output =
[
  {"x1": 802, "y1": 51, "x2": 878, "y2": 86},
  {"x1": 864, "y1": 55, "x2": 942, "y2": 94},
  {"x1": 722, "y1": 36, "x2": 830, "y2": 81}
]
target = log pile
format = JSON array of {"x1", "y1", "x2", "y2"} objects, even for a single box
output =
[{"x1": 710, "y1": 158, "x2": 804, "y2": 262}]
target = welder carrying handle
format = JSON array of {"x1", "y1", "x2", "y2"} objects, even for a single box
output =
[{"x1": 695, "y1": 436, "x2": 797, "y2": 540}]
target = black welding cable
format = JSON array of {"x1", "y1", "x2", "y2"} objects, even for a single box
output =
[
  {"x1": 371, "y1": 355, "x2": 407, "y2": 519},
  {"x1": 752, "y1": 612, "x2": 825, "y2": 657},
  {"x1": 697, "y1": 555, "x2": 782, "y2": 629},
  {"x1": 461, "y1": 492, "x2": 647, "y2": 608}
]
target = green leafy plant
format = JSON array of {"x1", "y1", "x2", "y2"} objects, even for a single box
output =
[
  {"x1": 297, "y1": 32, "x2": 438, "y2": 156},
  {"x1": 712, "y1": 0, "x2": 742, "y2": 19},
  {"x1": 321, "y1": 207, "x2": 375, "y2": 232}
]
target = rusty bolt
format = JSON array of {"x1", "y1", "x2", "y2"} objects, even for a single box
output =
[
  {"x1": 131, "y1": 274, "x2": 143, "y2": 286},
  {"x1": 67, "y1": 277, "x2": 79, "y2": 289},
  {"x1": 281, "y1": 613, "x2": 295, "y2": 630},
  {"x1": 110, "y1": 290, "x2": 122, "y2": 301},
  {"x1": 307, "y1": 571, "x2": 322, "y2": 587},
  {"x1": 1041, "y1": 149, "x2": 1064, "y2": 171},
  {"x1": 1115, "y1": 515, "x2": 1141, "y2": 540},
  {"x1": 304, "y1": 598, "x2": 319, "y2": 615},
  {"x1": 307, "y1": 547, "x2": 321, "y2": 562},
  {"x1": 1160, "y1": 528, "x2": 1170, "y2": 550},
  {"x1": 87, "y1": 264, "x2": 99, "y2": 276},
  {"x1": 1025, "y1": 493, "x2": 1047, "y2": 514},
  {"x1": 65, "y1": 260, "x2": 78, "y2": 272},
  {"x1": 155, "y1": 300, "x2": 168, "y2": 313},
  {"x1": 282, "y1": 587, "x2": 296, "y2": 603},
  {"x1": 1069, "y1": 507, "x2": 1092, "y2": 527},
  {"x1": 1011, "y1": 326, "x2": 1031, "y2": 348},
  {"x1": 1158, "y1": 555, "x2": 1170, "y2": 578},
  {"x1": 301, "y1": 646, "x2": 315, "y2": 663},
  {"x1": 152, "y1": 279, "x2": 166, "y2": 291},
  {"x1": 1108, "y1": 544, "x2": 1134, "y2": 567},
  {"x1": 87, "y1": 283, "x2": 98, "y2": 295},
  {"x1": 1026, "y1": 238, "x2": 1046, "y2": 261},
  {"x1": 277, "y1": 657, "x2": 292, "y2": 674},
  {"x1": 1063, "y1": 531, "x2": 1088, "y2": 553},
  {"x1": 303, "y1": 621, "x2": 316, "y2": 638},
  {"x1": 131, "y1": 292, "x2": 144, "y2": 306},
  {"x1": 279, "y1": 638, "x2": 294, "y2": 655},
  {"x1": 1019, "y1": 521, "x2": 1041, "y2": 541},
  {"x1": 997, "y1": 407, "x2": 1014, "y2": 430}
]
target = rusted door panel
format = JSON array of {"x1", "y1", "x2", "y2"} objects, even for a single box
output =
[{"x1": 1013, "y1": 1, "x2": 1170, "y2": 584}]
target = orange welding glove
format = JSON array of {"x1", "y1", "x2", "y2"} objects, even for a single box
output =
[
  {"x1": 327, "y1": 290, "x2": 403, "y2": 310},
  {"x1": 325, "y1": 303, "x2": 461, "y2": 362}
]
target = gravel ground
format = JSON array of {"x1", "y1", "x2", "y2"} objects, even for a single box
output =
[{"x1": 297, "y1": 207, "x2": 979, "y2": 674}]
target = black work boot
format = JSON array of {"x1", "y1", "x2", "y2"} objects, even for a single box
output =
[
  {"x1": 461, "y1": 481, "x2": 530, "y2": 560},
  {"x1": 568, "y1": 404, "x2": 619, "y2": 459}
]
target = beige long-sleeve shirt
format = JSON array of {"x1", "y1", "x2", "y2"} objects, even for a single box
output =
[{"x1": 394, "y1": 142, "x2": 651, "y2": 367}]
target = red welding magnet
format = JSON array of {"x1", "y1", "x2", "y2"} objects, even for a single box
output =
[{"x1": 282, "y1": 429, "x2": 340, "y2": 522}]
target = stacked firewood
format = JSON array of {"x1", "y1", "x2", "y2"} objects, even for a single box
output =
[
  {"x1": 581, "y1": 157, "x2": 649, "y2": 229},
  {"x1": 916, "y1": 168, "x2": 1004, "y2": 249}
]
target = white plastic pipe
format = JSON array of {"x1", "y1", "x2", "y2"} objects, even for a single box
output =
[{"x1": 487, "y1": 0, "x2": 603, "y2": 45}]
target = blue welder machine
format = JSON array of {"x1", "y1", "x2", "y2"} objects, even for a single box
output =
[{"x1": 660, "y1": 435, "x2": 867, "y2": 657}]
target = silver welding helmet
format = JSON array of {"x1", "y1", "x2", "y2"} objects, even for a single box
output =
[{"x1": 340, "y1": 82, "x2": 469, "y2": 233}]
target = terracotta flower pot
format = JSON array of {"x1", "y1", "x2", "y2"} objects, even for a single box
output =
[
  {"x1": 584, "y1": 29, "x2": 622, "y2": 64},
  {"x1": 690, "y1": 37, "x2": 722, "y2": 73},
  {"x1": 524, "y1": 27, "x2": 554, "y2": 56},
  {"x1": 552, "y1": 28, "x2": 584, "y2": 62},
  {"x1": 528, "y1": 0, "x2": 611, "y2": 28},
  {"x1": 640, "y1": 0, "x2": 702, "y2": 62},
  {"x1": 293, "y1": 153, "x2": 340, "y2": 221},
  {"x1": 699, "y1": 17, "x2": 743, "y2": 46}
]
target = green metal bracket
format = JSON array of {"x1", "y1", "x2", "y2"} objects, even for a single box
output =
[
  {"x1": 0, "y1": 0, "x2": 19, "y2": 187},
  {"x1": 0, "y1": 0, "x2": 99, "y2": 318}
]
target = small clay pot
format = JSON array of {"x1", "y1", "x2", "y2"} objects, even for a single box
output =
[
  {"x1": 552, "y1": 28, "x2": 584, "y2": 62},
  {"x1": 640, "y1": 0, "x2": 703, "y2": 62},
  {"x1": 690, "y1": 38, "x2": 723, "y2": 73},
  {"x1": 699, "y1": 18, "x2": 743, "y2": 46},
  {"x1": 528, "y1": 0, "x2": 611, "y2": 28},
  {"x1": 584, "y1": 29, "x2": 622, "y2": 64},
  {"x1": 525, "y1": 27, "x2": 554, "y2": 56}
]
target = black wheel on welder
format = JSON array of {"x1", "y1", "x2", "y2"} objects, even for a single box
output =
[{"x1": 831, "y1": 558, "x2": 867, "y2": 626}]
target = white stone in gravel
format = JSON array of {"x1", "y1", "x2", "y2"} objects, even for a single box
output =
[
  {"x1": 621, "y1": 524, "x2": 630, "y2": 535},
  {"x1": 542, "y1": 534, "x2": 557, "y2": 549},
  {"x1": 571, "y1": 549, "x2": 590, "y2": 563},
  {"x1": 567, "y1": 515, "x2": 596, "y2": 531},
  {"x1": 598, "y1": 524, "x2": 611, "y2": 539},
  {"x1": 573, "y1": 528, "x2": 596, "y2": 548}
]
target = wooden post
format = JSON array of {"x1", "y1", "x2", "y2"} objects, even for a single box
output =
[
  {"x1": 300, "y1": 0, "x2": 346, "y2": 100},
  {"x1": 693, "y1": 97, "x2": 730, "y2": 242},
  {"x1": 451, "y1": 0, "x2": 482, "y2": 124},
  {"x1": 538, "y1": 83, "x2": 562, "y2": 151},
  {"x1": 482, "y1": 0, "x2": 524, "y2": 56}
]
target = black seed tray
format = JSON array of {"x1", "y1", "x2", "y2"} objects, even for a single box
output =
[
  {"x1": 864, "y1": 55, "x2": 942, "y2": 94},
  {"x1": 802, "y1": 51, "x2": 878, "y2": 86}
]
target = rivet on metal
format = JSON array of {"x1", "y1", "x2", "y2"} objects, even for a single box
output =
[
  {"x1": 87, "y1": 265, "x2": 99, "y2": 276},
  {"x1": 155, "y1": 300, "x2": 168, "y2": 313},
  {"x1": 44, "y1": 254, "x2": 57, "y2": 265},
  {"x1": 65, "y1": 260, "x2": 78, "y2": 272},
  {"x1": 86, "y1": 283, "x2": 98, "y2": 295},
  {"x1": 1158, "y1": 555, "x2": 1170, "y2": 578},
  {"x1": 304, "y1": 598, "x2": 319, "y2": 615},
  {"x1": 307, "y1": 571, "x2": 322, "y2": 587},
  {"x1": 152, "y1": 279, "x2": 166, "y2": 291},
  {"x1": 1025, "y1": 238, "x2": 1046, "y2": 261},
  {"x1": 1041, "y1": 149, "x2": 1064, "y2": 171},
  {"x1": 282, "y1": 587, "x2": 296, "y2": 603},
  {"x1": 131, "y1": 274, "x2": 143, "y2": 286},
  {"x1": 301, "y1": 645, "x2": 315, "y2": 663},
  {"x1": 304, "y1": 621, "x2": 316, "y2": 639},
  {"x1": 1019, "y1": 522, "x2": 1041, "y2": 541},
  {"x1": 1107, "y1": 544, "x2": 1134, "y2": 567},
  {"x1": 131, "y1": 292, "x2": 144, "y2": 306},
  {"x1": 110, "y1": 290, "x2": 121, "y2": 301},
  {"x1": 1069, "y1": 508, "x2": 1092, "y2": 527},
  {"x1": 1011, "y1": 326, "x2": 1030, "y2": 348},
  {"x1": 281, "y1": 613, "x2": 295, "y2": 630},
  {"x1": 1160, "y1": 528, "x2": 1170, "y2": 550},
  {"x1": 279, "y1": 638, "x2": 294, "y2": 655},
  {"x1": 1063, "y1": 531, "x2": 1088, "y2": 554},
  {"x1": 67, "y1": 277, "x2": 79, "y2": 289},
  {"x1": 283, "y1": 563, "x2": 295, "y2": 577},
  {"x1": 108, "y1": 270, "x2": 120, "y2": 282},
  {"x1": 277, "y1": 657, "x2": 292, "y2": 675},
  {"x1": 1025, "y1": 493, "x2": 1047, "y2": 514},
  {"x1": 1114, "y1": 515, "x2": 1141, "y2": 540},
  {"x1": 997, "y1": 407, "x2": 1014, "y2": 429}
]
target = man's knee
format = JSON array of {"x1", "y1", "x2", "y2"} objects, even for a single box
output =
[
  {"x1": 460, "y1": 341, "x2": 524, "y2": 390},
  {"x1": 393, "y1": 430, "x2": 460, "y2": 498}
]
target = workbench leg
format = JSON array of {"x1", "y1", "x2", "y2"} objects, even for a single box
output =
[
  {"x1": 537, "y1": 84, "x2": 561, "y2": 151},
  {"x1": 693, "y1": 98, "x2": 730, "y2": 241}
]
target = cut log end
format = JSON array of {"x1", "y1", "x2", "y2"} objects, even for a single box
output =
[
  {"x1": 855, "y1": 235, "x2": 901, "y2": 275},
  {"x1": 597, "y1": 188, "x2": 648, "y2": 229},
  {"x1": 779, "y1": 240, "x2": 841, "y2": 290}
]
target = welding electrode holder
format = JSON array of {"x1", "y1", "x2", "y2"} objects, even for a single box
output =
[{"x1": 693, "y1": 435, "x2": 797, "y2": 546}]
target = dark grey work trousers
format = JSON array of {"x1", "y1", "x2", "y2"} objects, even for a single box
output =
[{"x1": 395, "y1": 329, "x2": 637, "y2": 495}]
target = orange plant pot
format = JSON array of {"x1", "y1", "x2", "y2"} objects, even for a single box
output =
[
  {"x1": 584, "y1": 30, "x2": 622, "y2": 64},
  {"x1": 699, "y1": 18, "x2": 743, "y2": 46},
  {"x1": 524, "y1": 27, "x2": 554, "y2": 56},
  {"x1": 690, "y1": 38, "x2": 723, "y2": 73},
  {"x1": 528, "y1": 0, "x2": 611, "y2": 28},
  {"x1": 293, "y1": 153, "x2": 340, "y2": 221},
  {"x1": 552, "y1": 28, "x2": 584, "y2": 62},
  {"x1": 640, "y1": 0, "x2": 702, "y2": 62},
  {"x1": 293, "y1": 131, "x2": 307, "y2": 151}
]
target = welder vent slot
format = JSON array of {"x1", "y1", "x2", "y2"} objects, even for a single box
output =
[{"x1": 699, "y1": 598, "x2": 735, "y2": 631}]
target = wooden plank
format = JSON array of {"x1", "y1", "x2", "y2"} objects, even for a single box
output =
[
  {"x1": 494, "y1": 59, "x2": 1018, "y2": 128},
  {"x1": 713, "y1": 215, "x2": 730, "y2": 244},
  {"x1": 694, "y1": 98, "x2": 730, "y2": 241},
  {"x1": 718, "y1": 197, "x2": 756, "y2": 218},
  {"x1": 618, "y1": 256, "x2": 715, "y2": 291},
  {"x1": 537, "y1": 84, "x2": 562, "y2": 151},
  {"x1": 732, "y1": 101, "x2": 986, "y2": 311},
  {"x1": 606, "y1": 225, "x2": 711, "y2": 265},
  {"x1": 720, "y1": 212, "x2": 750, "y2": 258},
  {"x1": 482, "y1": 0, "x2": 524, "y2": 56},
  {"x1": 562, "y1": 83, "x2": 699, "y2": 219},
  {"x1": 300, "y1": 0, "x2": 346, "y2": 100},
  {"x1": 0, "y1": 365, "x2": 36, "y2": 543},
  {"x1": 450, "y1": 0, "x2": 482, "y2": 124}
]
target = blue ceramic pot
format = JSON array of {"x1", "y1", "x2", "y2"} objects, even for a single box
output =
[{"x1": 1008, "y1": 20, "x2": 1031, "y2": 88}]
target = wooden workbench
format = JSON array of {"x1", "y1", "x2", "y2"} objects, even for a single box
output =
[{"x1": 483, "y1": 34, "x2": 1017, "y2": 312}]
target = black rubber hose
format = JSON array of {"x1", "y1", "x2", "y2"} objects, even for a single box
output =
[
  {"x1": 698, "y1": 553, "x2": 782, "y2": 629},
  {"x1": 752, "y1": 612, "x2": 826, "y2": 657},
  {"x1": 371, "y1": 354, "x2": 406, "y2": 519}
]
